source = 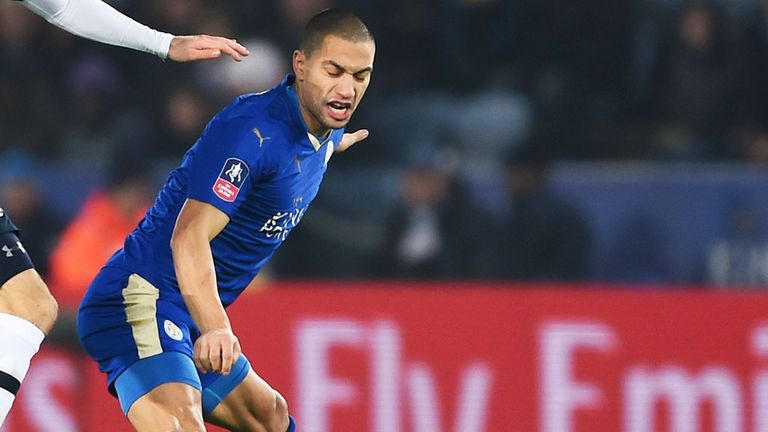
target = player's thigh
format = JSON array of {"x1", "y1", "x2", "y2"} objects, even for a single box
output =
[
  {"x1": 0, "y1": 269, "x2": 57, "y2": 334},
  {"x1": 127, "y1": 381, "x2": 205, "y2": 432},
  {"x1": 205, "y1": 368, "x2": 289, "y2": 432}
]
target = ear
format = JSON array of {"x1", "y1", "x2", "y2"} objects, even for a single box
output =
[{"x1": 293, "y1": 50, "x2": 306, "y2": 81}]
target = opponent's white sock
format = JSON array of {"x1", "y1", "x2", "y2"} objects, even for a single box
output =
[{"x1": 0, "y1": 313, "x2": 45, "y2": 426}]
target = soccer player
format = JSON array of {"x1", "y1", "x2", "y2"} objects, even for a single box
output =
[
  {"x1": 0, "y1": 0, "x2": 249, "y2": 427},
  {"x1": 77, "y1": 9, "x2": 374, "y2": 431}
]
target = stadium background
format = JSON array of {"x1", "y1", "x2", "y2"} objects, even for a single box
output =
[{"x1": 3, "y1": 0, "x2": 768, "y2": 430}]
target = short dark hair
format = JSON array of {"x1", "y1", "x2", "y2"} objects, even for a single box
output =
[{"x1": 300, "y1": 9, "x2": 374, "y2": 57}]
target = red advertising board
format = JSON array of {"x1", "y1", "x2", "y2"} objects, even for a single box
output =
[{"x1": 4, "y1": 283, "x2": 768, "y2": 432}]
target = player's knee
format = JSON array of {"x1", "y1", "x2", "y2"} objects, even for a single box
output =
[
  {"x1": 237, "y1": 389, "x2": 289, "y2": 432},
  {"x1": 273, "y1": 390, "x2": 289, "y2": 431},
  {"x1": 261, "y1": 390, "x2": 289, "y2": 432}
]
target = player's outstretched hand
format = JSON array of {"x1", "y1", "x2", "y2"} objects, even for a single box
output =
[
  {"x1": 193, "y1": 328, "x2": 242, "y2": 375},
  {"x1": 168, "y1": 35, "x2": 250, "y2": 62},
  {"x1": 336, "y1": 129, "x2": 369, "y2": 152}
]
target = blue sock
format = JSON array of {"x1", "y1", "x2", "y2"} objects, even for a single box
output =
[{"x1": 286, "y1": 415, "x2": 296, "y2": 432}]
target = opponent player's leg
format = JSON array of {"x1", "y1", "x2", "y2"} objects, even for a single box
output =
[
  {"x1": 203, "y1": 355, "x2": 292, "y2": 432},
  {"x1": 0, "y1": 228, "x2": 58, "y2": 426}
]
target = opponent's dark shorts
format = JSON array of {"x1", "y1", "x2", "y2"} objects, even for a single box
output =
[{"x1": 0, "y1": 206, "x2": 35, "y2": 286}]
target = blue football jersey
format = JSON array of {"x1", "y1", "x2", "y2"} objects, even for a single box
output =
[{"x1": 88, "y1": 74, "x2": 344, "y2": 307}]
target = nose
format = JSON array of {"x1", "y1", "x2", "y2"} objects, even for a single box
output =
[{"x1": 334, "y1": 74, "x2": 355, "y2": 100}]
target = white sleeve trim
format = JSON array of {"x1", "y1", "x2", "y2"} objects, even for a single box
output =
[{"x1": 19, "y1": 0, "x2": 174, "y2": 59}]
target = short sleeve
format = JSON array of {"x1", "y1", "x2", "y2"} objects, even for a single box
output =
[
  {"x1": 331, "y1": 129, "x2": 345, "y2": 151},
  {"x1": 186, "y1": 116, "x2": 268, "y2": 217}
]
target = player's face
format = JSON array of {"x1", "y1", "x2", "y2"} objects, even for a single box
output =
[{"x1": 294, "y1": 35, "x2": 375, "y2": 135}]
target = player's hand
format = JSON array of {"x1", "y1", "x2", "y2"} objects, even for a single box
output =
[
  {"x1": 336, "y1": 129, "x2": 369, "y2": 152},
  {"x1": 168, "y1": 35, "x2": 250, "y2": 62},
  {"x1": 193, "y1": 328, "x2": 242, "y2": 375}
]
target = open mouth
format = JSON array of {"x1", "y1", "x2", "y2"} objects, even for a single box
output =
[{"x1": 327, "y1": 101, "x2": 352, "y2": 121}]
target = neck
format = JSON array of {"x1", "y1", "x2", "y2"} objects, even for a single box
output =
[{"x1": 294, "y1": 82, "x2": 329, "y2": 137}]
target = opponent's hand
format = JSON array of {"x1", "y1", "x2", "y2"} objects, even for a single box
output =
[
  {"x1": 193, "y1": 328, "x2": 242, "y2": 375},
  {"x1": 168, "y1": 35, "x2": 249, "y2": 62},
  {"x1": 336, "y1": 129, "x2": 369, "y2": 152}
]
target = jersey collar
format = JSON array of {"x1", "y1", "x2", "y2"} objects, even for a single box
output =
[{"x1": 284, "y1": 74, "x2": 332, "y2": 152}]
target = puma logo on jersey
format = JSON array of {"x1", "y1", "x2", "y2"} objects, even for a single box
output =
[
  {"x1": 2, "y1": 241, "x2": 26, "y2": 257},
  {"x1": 252, "y1": 128, "x2": 271, "y2": 147}
]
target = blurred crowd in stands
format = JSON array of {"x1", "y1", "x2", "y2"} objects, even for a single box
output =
[{"x1": 3, "y1": 0, "x2": 768, "y2": 302}]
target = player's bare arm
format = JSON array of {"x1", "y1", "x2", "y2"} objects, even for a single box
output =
[
  {"x1": 171, "y1": 199, "x2": 241, "y2": 376},
  {"x1": 16, "y1": 0, "x2": 249, "y2": 62}
]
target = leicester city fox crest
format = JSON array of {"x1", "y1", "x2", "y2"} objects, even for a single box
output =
[
  {"x1": 163, "y1": 319, "x2": 184, "y2": 341},
  {"x1": 213, "y1": 158, "x2": 250, "y2": 202}
]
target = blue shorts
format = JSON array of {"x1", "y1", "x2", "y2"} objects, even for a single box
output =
[
  {"x1": 77, "y1": 266, "x2": 250, "y2": 415},
  {"x1": 114, "y1": 351, "x2": 251, "y2": 415}
]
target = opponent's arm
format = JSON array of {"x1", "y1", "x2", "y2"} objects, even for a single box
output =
[
  {"x1": 16, "y1": 0, "x2": 248, "y2": 61},
  {"x1": 171, "y1": 198, "x2": 240, "y2": 375}
]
